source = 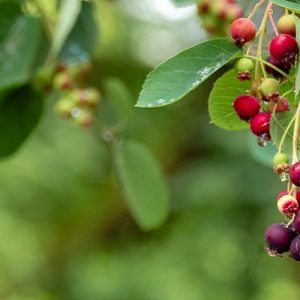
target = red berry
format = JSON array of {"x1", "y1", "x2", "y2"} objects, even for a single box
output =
[
  {"x1": 230, "y1": 18, "x2": 256, "y2": 46},
  {"x1": 250, "y1": 112, "x2": 271, "y2": 136},
  {"x1": 233, "y1": 94, "x2": 260, "y2": 120},
  {"x1": 297, "y1": 191, "x2": 300, "y2": 203},
  {"x1": 265, "y1": 223, "x2": 295, "y2": 254},
  {"x1": 268, "y1": 98, "x2": 289, "y2": 113},
  {"x1": 290, "y1": 162, "x2": 300, "y2": 186},
  {"x1": 269, "y1": 34, "x2": 298, "y2": 63}
]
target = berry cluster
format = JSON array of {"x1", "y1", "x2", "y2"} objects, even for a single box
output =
[
  {"x1": 197, "y1": 0, "x2": 243, "y2": 35},
  {"x1": 53, "y1": 62, "x2": 101, "y2": 128},
  {"x1": 230, "y1": 15, "x2": 298, "y2": 147},
  {"x1": 227, "y1": 5, "x2": 300, "y2": 261}
]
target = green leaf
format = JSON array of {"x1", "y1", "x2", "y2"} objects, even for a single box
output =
[
  {"x1": 170, "y1": 0, "x2": 196, "y2": 7},
  {"x1": 136, "y1": 39, "x2": 242, "y2": 108},
  {"x1": 59, "y1": 1, "x2": 99, "y2": 63},
  {"x1": 270, "y1": 0, "x2": 300, "y2": 12},
  {"x1": 208, "y1": 69, "x2": 251, "y2": 130},
  {"x1": 248, "y1": 134, "x2": 277, "y2": 167},
  {"x1": 270, "y1": 111, "x2": 298, "y2": 158},
  {"x1": 50, "y1": 0, "x2": 81, "y2": 58},
  {"x1": 0, "y1": 16, "x2": 43, "y2": 93},
  {"x1": 0, "y1": 85, "x2": 43, "y2": 157},
  {"x1": 0, "y1": 1, "x2": 22, "y2": 42},
  {"x1": 113, "y1": 140, "x2": 169, "y2": 231},
  {"x1": 102, "y1": 78, "x2": 133, "y2": 126}
]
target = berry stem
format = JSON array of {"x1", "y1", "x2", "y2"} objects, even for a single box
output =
[
  {"x1": 275, "y1": 113, "x2": 296, "y2": 153},
  {"x1": 255, "y1": 2, "x2": 273, "y2": 82},
  {"x1": 268, "y1": 10, "x2": 279, "y2": 35},
  {"x1": 292, "y1": 104, "x2": 300, "y2": 163},
  {"x1": 245, "y1": 55, "x2": 292, "y2": 82},
  {"x1": 281, "y1": 89, "x2": 294, "y2": 98},
  {"x1": 32, "y1": 0, "x2": 54, "y2": 40},
  {"x1": 247, "y1": 0, "x2": 266, "y2": 20}
]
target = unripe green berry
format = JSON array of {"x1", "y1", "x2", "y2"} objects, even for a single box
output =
[
  {"x1": 74, "y1": 109, "x2": 93, "y2": 128},
  {"x1": 235, "y1": 58, "x2": 254, "y2": 73},
  {"x1": 273, "y1": 152, "x2": 289, "y2": 166},
  {"x1": 277, "y1": 14, "x2": 296, "y2": 36},
  {"x1": 210, "y1": 1, "x2": 226, "y2": 18},
  {"x1": 53, "y1": 72, "x2": 73, "y2": 90},
  {"x1": 55, "y1": 99, "x2": 74, "y2": 118},
  {"x1": 260, "y1": 78, "x2": 279, "y2": 98},
  {"x1": 68, "y1": 61, "x2": 93, "y2": 81},
  {"x1": 201, "y1": 15, "x2": 219, "y2": 33},
  {"x1": 70, "y1": 88, "x2": 101, "y2": 108}
]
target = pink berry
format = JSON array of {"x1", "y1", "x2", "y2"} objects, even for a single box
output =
[
  {"x1": 277, "y1": 194, "x2": 298, "y2": 216},
  {"x1": 230, "y1": 18, "x2": 256, "y2": 46},
  {"x1": 269, "y1": 34, "x2": 298, "y2": 63},
  {"x1": 290, "y1": 162, "x2": 300, "y2": 186},
  {"x1": 277, "y1": 191, "x2": 288, "y2": 199},
  {"x1": 250, "y1": 112, "x2": 271, "y2": 136},
  {"x1": 233, "y1": 94, "x2": 260, "y2": 120}
]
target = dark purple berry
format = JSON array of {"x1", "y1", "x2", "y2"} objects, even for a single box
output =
[
  {"x1": 290, "y1": 235, "x2": 300, "y2": 261},
  {"x1": 293, "y1": 210, "x2": 300, "y2": 233},
  {"x1": 265, "y1": 56, "x2": 291, "y2": 78},
  {"x1": 265, "y1": 223, "x2": 295, "y2": 254},
  {"x1": 290, "y1": 162, "x2": 300, "y2": 187}
]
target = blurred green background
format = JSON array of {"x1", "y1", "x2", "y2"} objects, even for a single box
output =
[{"x1": 0, "y1": 0, "x2": 299, "y2": 299}]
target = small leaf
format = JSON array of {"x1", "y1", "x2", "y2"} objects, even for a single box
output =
[
  {"x1": 270, "y1": 111, "x2": 298, "y2": 158},
  {"x1": 0, "y1": 85, "x2": 43, "y2": 157},
  {"x1": 0, "y1": 16, "x2": 43, "y2": 93},
  {"x1": 136, "y1": 39, "x2": 242, "y2": 108},
  {"x1": 50, "y1": 0, "x2": 81, "y2": 58},
  {"x1": 59, "y1": 1, "x2": 99, "y2": 63},
  {"x1": 270, "y1": 0, "x2": 300, "y2": 12},
  {"x1": 113, "y1": 140, "x2": 169, "y2": 231},
  {"x1": 208, "y1": 69, "x2": 251, "y2": 130},
  {"x1": 102, "y1": 78, "x2": 133, "y2": 126}
]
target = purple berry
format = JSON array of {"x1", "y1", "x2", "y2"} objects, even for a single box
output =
[
  {"x1": 264, "y1": 223, "x2": 295, "y2": 254},
  {"x1": 290, "y1": 235, "x2": 300, "y2": 261},
  {"x1": 290, "y1": 162, "x2": 300, "y2": 187},
  {"x1": 293, "y1": 210, "x2": 300, "y2": 233},
  {"x1": 265, "y1": 56, "x2": 291, "y2": 78}
]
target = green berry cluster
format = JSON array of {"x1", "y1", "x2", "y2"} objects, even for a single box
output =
[
  {"x1": 53, "y1": 61, "x2": 101, "y2": 128},
  {"x1": 197, "y1": 0, "x2": 243, "y2": 36}
]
